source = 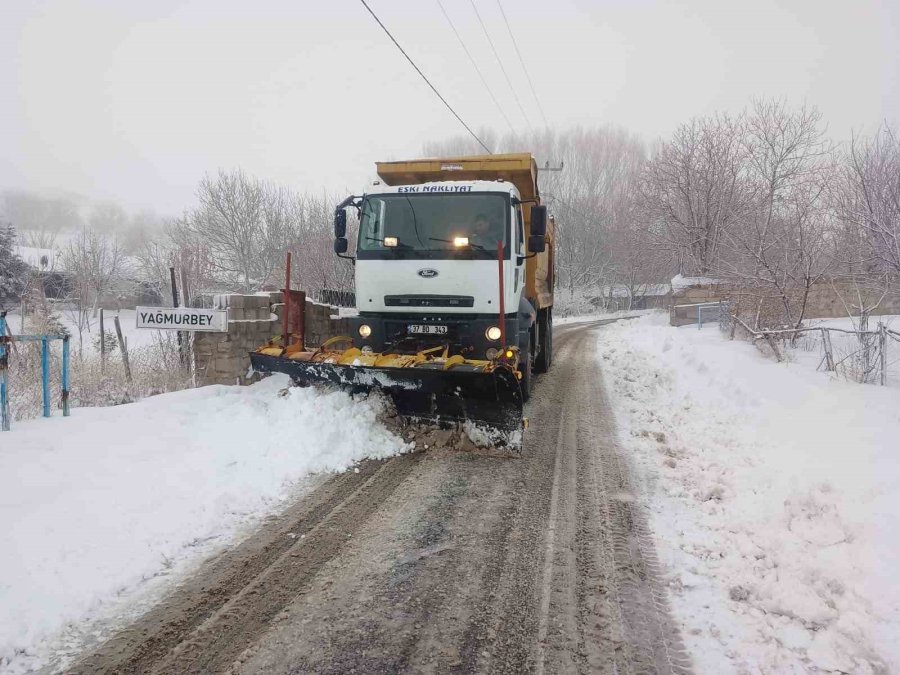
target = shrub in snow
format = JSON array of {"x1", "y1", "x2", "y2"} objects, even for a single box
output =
[
  {"x1": 91, "y1": 329, "x2": 118, "y2": 355},
  {"x1": 0, "y1": 222, "x2": 28, "y2": 309},
  {"x1": 555, "y1": 287, "x2": 600, "y2": 317}
]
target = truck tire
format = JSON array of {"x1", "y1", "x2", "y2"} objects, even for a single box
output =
[
  {"x1": 520, "y1": 333, "x2": 533, "y2": 402},
  {"x1": 534, "y1": 309, "x2": 552, "y2": 374}
]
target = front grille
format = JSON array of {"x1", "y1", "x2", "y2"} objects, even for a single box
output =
[{"x1": 384, "y1": 295, "x2": 474, "y2": 308}]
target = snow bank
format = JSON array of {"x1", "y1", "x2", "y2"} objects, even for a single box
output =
[
  {"x1": 597, "y1": 314, "x2": 899, "y2": 673},
  {"x1": 0, "y1": 375, "x2": 409, "y2": 673}
]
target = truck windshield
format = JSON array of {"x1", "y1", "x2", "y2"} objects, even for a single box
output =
[{"x1": 357, "y1": 192, "x2": 509, "y2": 260}]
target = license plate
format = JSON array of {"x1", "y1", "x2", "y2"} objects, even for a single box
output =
[{"x1": 407, "y1": 324, "x2": 448, "y2": 335}]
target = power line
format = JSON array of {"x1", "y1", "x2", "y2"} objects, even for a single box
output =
[
  {"x1": 495, "y1": 0, "x2": 549, "y2": 128},
  {"x1": 436, "y1": 0, "x2": 515, "y2": 135},
  {"x1": 468, "y1": 0, "x2": 532, "y2": 129},
  {"x1": 359, "y1": 0, "x2": 492, "y2": 154}
]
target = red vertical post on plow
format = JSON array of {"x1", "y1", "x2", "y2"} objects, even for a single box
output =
[
  {"x1": 497, "y1": 240, "x2": 506, "y2": 352},
  {"x1": 282, "y1": 252, "x2": 292, "y2": 348},
  {"x1": 281, "y1": 252, "x2": 306, "y2": 351}
]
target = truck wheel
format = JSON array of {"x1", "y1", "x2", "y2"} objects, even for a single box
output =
[
  {"x1": 520, "y1": 333, "x2": 533, "y2": 402},
  {"x1": 534, "y1": 310, "x2": 551, "y2": 374}
]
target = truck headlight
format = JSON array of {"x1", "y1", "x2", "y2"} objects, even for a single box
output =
[
  {"x1": 358, "y1": 324, "x2": 372, "y2": 338},
  {"x1": 485, "y1": 326, "x2": 502, "y2": 341}
]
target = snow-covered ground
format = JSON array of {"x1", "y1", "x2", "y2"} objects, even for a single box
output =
[
  {"x1": 0, "y1": 375, "x2": 409, "y2": 674},
  {"x1": 598, "y1": 313, "x2": 900, "y2": 673}
]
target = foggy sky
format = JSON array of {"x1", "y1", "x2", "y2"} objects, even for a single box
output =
[{"x1": 2, "y1": 0, "x2": 898, "y2": 216}]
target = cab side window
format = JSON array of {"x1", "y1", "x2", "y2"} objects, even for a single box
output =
[{"x1": 516, "y1": 206, "x2": 525, "y2": 256}]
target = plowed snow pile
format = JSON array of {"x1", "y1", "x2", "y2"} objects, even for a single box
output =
[
  {"x1": 599, "y1": 314, "x2": 900, "y2": 674},
  {"x1": 0, "y1": 374, "x2": 409, "y2": 674}
]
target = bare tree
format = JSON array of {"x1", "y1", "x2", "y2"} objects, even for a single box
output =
[
  {"x1": 61, "y1": 229, "x2": 125, "y2": 355},
  {"x1": 836, "y1": 125, "x2": 900, "y2": 276},
  {"x1": 720, "y1": 101, "x2": 834, "y2": 329},
  {"x1": 175, "y1": 169, "x2": 298, "y2": 292},
  {"x1": 641, "y1": 113, "x2": 747, "y2": 275},
  {"x1": 288, "y1": 192, "x2": 354, "y2": 295}
]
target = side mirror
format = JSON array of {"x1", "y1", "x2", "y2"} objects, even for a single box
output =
[
  {"x1": 334, "y1": 209, "x2": 347, "y2": 238},
  {"x1": 334, "y1": 237, "x2": 348, "y2": 254},
  {"x1": 531, "y1": 205, "x2": 547, "y2": 237},
  {"x1": 528, "y1": 234, "x2": 546, "y2": 253}
]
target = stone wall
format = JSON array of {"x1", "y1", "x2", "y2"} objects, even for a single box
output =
[
  {"x1": 799, "y1": 283, "x2": 900, "y2": 319},
  {"x1": 669, "y1": 281, "x2": 729, "y2": 327},
  {"x1": 193, "y1": 293, "x2": 352, "y2": 387},
  {"x1": 670, "y1": 279, "x2": 900, "y2": 327},
  {"x1": 193, "y1": 294, "x2": 277, "y2": 386}
]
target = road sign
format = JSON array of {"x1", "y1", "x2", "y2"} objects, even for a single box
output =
[{"x1": 135, "y1": 307, "x2": 227, "y2": 332}]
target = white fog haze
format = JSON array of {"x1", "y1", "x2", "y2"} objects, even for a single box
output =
[{"x1": 2, "y1": 0, "x2": 897, "y2": 213}]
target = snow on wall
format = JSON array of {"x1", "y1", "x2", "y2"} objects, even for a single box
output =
[{"x1": 670, "y1": 274, "x2": 722, "y2": 293}]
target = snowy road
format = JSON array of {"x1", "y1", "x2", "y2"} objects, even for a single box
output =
[{"x1": 69, "y1": 319, "x2": 690, "y2": 674}]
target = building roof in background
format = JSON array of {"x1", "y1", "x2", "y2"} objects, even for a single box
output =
[{"x1": 671, "y1": 274, "x2": 722, "y2": 292}]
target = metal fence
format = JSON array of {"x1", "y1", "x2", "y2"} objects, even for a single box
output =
[
  {"x1": 721, "y1": 312, "x2": 900, "y2": 386},
  {"x1": 694, "y1": 301, "x2": 727, "y2": 330},
  {"x1": 316, "y1": 289, "x2": 355, "y2": 308},
  {"x1": 0, "y1": 311, "x2": 72, "y2": 431}
]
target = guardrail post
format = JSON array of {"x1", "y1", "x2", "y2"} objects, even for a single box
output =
[{"x1": 41, "y1": 336, "x2": 50, "y2": 418}]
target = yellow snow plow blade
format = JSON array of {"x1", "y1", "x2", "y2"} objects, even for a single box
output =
[{"x1": 251, "y1": 337, "x2": 525, "y2": 447}]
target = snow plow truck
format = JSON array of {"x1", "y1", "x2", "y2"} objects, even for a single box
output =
[{"x1": 250, "y1": 153, "x2": 555, "y2": 446}]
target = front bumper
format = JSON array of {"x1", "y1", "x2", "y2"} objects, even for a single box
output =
[{"x1": 350, "y1": 312, "x2": 519, "y2": 359}]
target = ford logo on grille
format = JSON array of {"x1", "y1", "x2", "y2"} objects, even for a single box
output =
[{"x1": 417, "y1": 268, "x2": 439, "y2": 278}]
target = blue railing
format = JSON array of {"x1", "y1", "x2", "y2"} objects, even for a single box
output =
[
  {"x1": 0, "y1": 311, "x2": 71, "y2": 431},
  {"x1": 696, "y1": 301, "x2": 725, "y2": 330}
]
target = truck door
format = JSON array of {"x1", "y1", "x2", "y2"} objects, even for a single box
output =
[{"x1": 515, "y1": 204, "x2": 525, "y2": 292}]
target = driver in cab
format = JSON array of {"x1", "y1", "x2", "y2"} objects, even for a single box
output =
[{"x1": 470, "y1": 213, "x2": 500, "y2": 250}]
